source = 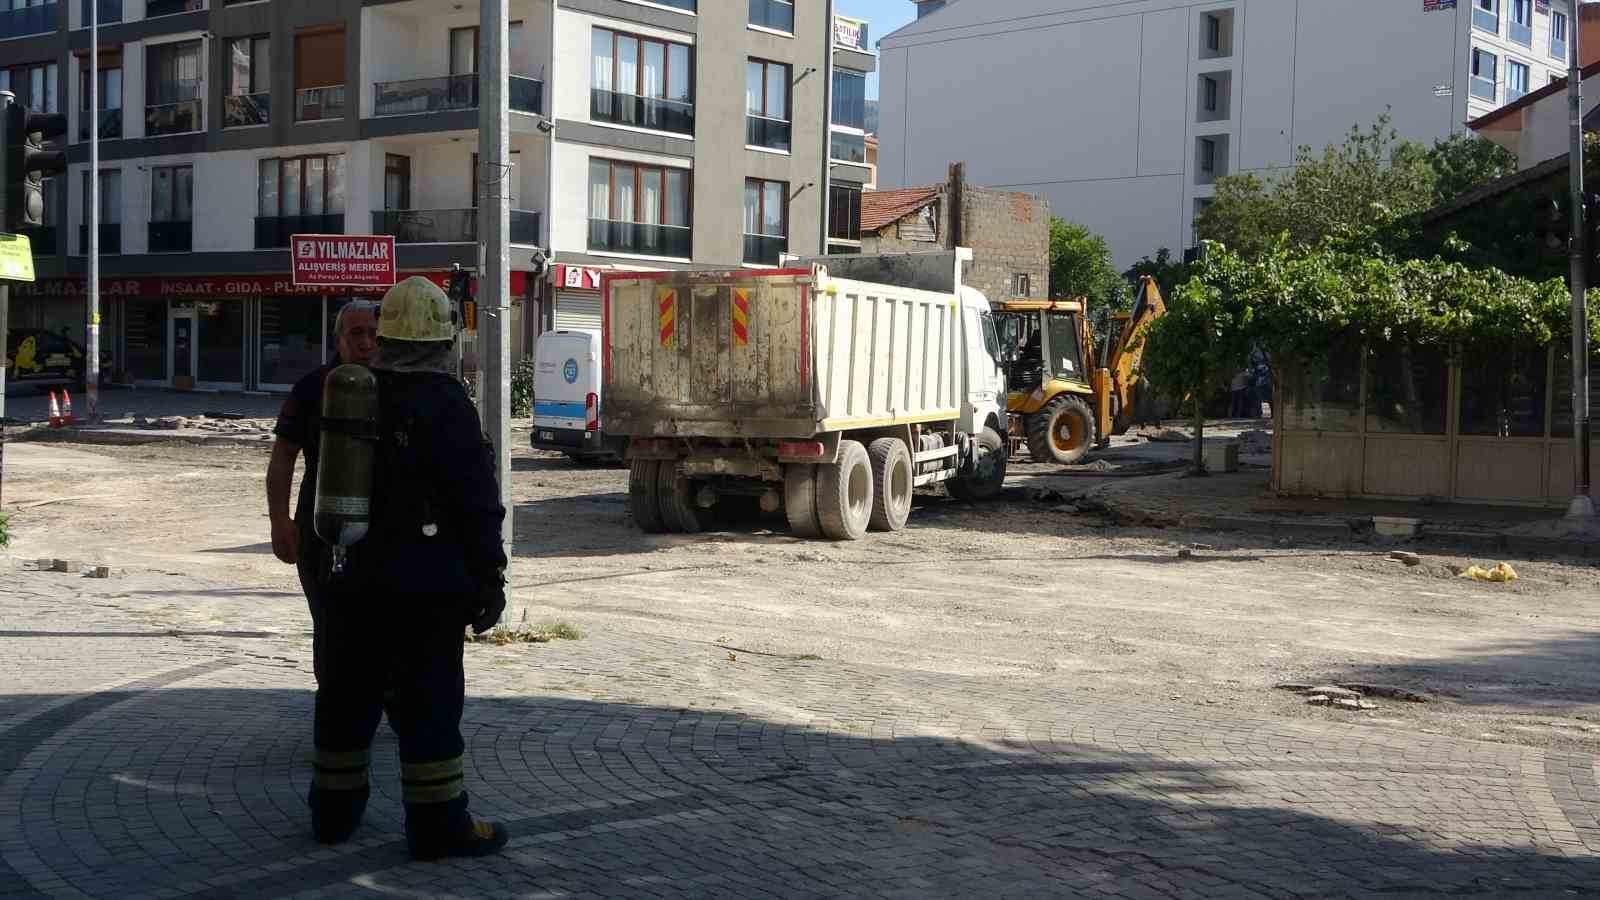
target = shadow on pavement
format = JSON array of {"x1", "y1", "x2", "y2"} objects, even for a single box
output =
[{"x1": 0, "y1": 685, "x2": 1594, "y2": 897}]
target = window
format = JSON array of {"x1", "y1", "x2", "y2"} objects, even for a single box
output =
[
  {"x1": 1200, "y1": 137, "x2": 1216, "y2": 173},
  {"x1": 225, "y1": 36, "x2": 269, "y2": 127},
  {"x1": 1551, "y1": 10, "x2": 1569, "y2": 62},
  {"x1": 1458, "y1": 342, "x2": 1548, "y2": 437},
  {"x1": 145, "y1": 40, "x2": 202, "y2": 135},
  {"x1": 258, "y1": 155, "x2": 346, "y2": 217},
  {"x1": 1203, "y1": 76, "x2": 1218, "y2": 112},
  {"x1": 1205, "y1": 14, "x2": 1220, "y2": 52},
  {"x1": 749, "y1": 0, "x2": 793, "y2": 32},
  {"x1": 832, "y1": 70, "x2": 865, "y2": 130},
  {"x1": 80, "y1": 169, "x2": 121, "y2": 254},
  {"x1": 1474, "y1": 0, "x2": 1498, "y2": 34},
  {"x1": 78, "y1": 55, "x2": 121, "y2": 139},
  {"x1": 829, "y1": 184, "x2": 861, "y2": 242},
  {"x1": 149, "y1": 165, "x2": 193, "y2": 252},
  {"x1": 1471, "y1": 47, "x2": 1497, "y2": 101},
  {"x1": 385, "y1": 154, "x2": 410, "y2": 210},
  {"x1": 1508, "y1": 60, "x2": 1530, "y2": 99},
  {"x1": 830, "y1": 131, "x2": 866, "y2": 163},
  {"x1": 1, "y1": 63, "x2": 60, "y2": 114},
  {"x1": 294, "y1": 27, "x2": 346, "y2": 121},
  {"x1": 1510, "y1": 0, "x2": 1532, "y2": 45},
  {"x1": 744, "y1": 178, "x2": 787, "y2": 264},
  {"x1": 1012, "y1": 273, "x2": 1032, "y2": 297},
  {"x1": 746, "y1": 59, "x2": 791, "y2": 151},
  {"x1": 590, "y1": 27, "x2": 694, "y2": 135},
  {"x1": 450, "y1": 26, "x2": 478, "y2": 75},
  {"x1": 587, "y1": 159, "x2": 692, "y2": 258},
  {"x1": 642, "y1": 0, "x2": 694, "y2": 9},
  {"x1": 1366, "y1": 339, "x2": 1448, "y2": 435}
]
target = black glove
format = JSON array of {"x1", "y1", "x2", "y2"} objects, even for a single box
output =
[{"x1": 470, "y1": 577, "x2": 507, "y2": 635}]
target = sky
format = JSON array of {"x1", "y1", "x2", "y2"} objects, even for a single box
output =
[{"x1": 835, "y1": 0, "x2": 917, "y2": 98}]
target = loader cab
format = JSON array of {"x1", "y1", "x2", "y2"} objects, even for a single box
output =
[{"x1": 994, "y1": 299, "x2": 1089, "y2": 392}]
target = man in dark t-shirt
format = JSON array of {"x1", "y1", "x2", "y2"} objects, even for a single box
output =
[{"x1": 267, "y1": 302, "x2": 380, "y2": 620}]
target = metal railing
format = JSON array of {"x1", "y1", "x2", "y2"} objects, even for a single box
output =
[
  {"x1": 746, "y1": 115, "x2": 791, "y2": 152},
  {"x1": 588, "y1": 219, "x2": 691, "y2": 258},
  {"x1": 0, "y1": 2, "x2": 55, "y2": 39},
  {"x1": 1470, "y1": 76, "x2": 1496, "y2": 102},
  {"x1": 78, "y1": 107, "x2": 122, "y2": 141},
  {"x1": 742, "y1": 233, "x2": 786, "y2": 266},
  {"x1": 1472, "y1": 5, "x2": 1498, "y2": 33},
  {"x1": 590, "y1": 89, "x2": 694, "y2": 135},
  {"x1": 372, "y1": 74, "x2": 544, "y2": 117},
  {"x1": 508, "y1": 75, "x2": 542, "y2": 115},
  {"x1": 78, "y1": 223, "x2": 120, "y2": 255},
  {"x1": 79, "y1": 0, "x2": 120, "y2": 24},
  {"x1": 255, "y1": 214, "x2": 342, "y2": 249},
  {"x1": 145, "y1": 0, "x2": 202, "y2": 16},
  {"x1": 224, "y1": 92, "x2": 270, "y2": 127},
  {"x1": 510, "y1": 210, "x2": 540, "y2": 245},
  {"x1": 148, "y1": 221, "x2": 192, "y2": 253},
  {"x1": 296, "y1": 85, "x2": 346, "y2": 122},
  {"x1": 373, "y1": 208, "x2": 478, "y2": 244},
  {"x1": 1510, "y1": 19, "x2": 1532, "y2": 48},
  {"x1": 145, "y1": 99, "x2": 201, "y2": 136}
]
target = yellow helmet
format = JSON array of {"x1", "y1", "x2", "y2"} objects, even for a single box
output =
[{"x1": 377, "y1": 276, "x2": 455, "y2": 342}]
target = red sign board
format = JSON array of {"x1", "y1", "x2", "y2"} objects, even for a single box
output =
[
  {"x1": 11, "y1": 270, "x2": 528, "y2": 299},
  {"x1": 555, "y1": 264, "x2": 605, "y2": 291},
  {"x1": 291, "y1": 234, "x2": 397, "y2": 288}
]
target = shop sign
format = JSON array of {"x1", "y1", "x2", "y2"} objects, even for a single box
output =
[
  {"x1": 0, "y1": 233, "x2": 35, "y2": 282},
  {"x1": 834, "y1": 15, "x2": 869, "y2": 51},
  {"x1": 556, "y1": 264, "x2": 604, "y2": 291},
  {"x1": 11, "y1": 270, "x2": 527, "y2": 300},
  {"x1": 291, "y1": 234, "x2": 397, "y2": 288},
  {"x1": 1423, "y1": 0, "x2": 1456, "y2": 11}
]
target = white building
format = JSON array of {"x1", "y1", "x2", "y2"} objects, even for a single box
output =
[{"x1": 879, "y1": 0, "x2": 1580, "y2": 268}]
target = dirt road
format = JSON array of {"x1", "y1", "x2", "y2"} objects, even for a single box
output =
[{"x1": 4, "y1": 437, "x2": 1599, "y2": 752}]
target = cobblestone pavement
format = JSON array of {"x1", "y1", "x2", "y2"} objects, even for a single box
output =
[{"x1": 3, "y1": 564, "x2": 1599, "y2": 899}]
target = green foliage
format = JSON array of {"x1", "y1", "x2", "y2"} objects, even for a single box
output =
[
  {"x1": 1419, "y1": 132, "x2": 1517, "y2": 205},
  {"x1": 1122, "y1": 247, "x2": 1190, "y2": 300},
  {"x1": 0, "y1": 511, "x2": 9, "y2": 549},
  {"x1": 511, "y1": 356, "x2": 537, "y2": 419},
  {"x1": 1049, "y1": 218, "x2": 1129, "y2": 312}
]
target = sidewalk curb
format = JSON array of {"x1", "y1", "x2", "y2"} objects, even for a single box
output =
[{"x1": 11, "y1": 426, "x2": 273, "y2": 449}]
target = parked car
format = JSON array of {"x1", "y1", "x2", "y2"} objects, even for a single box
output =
[{"x1": 5, "y1": 328, "x2": 87, "y2": 390}]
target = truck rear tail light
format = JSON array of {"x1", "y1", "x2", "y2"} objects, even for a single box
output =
[
  {"x1": 777, "y1": 440, "x2": 826, "y2": 459},
  {"x1": 585, "y1": 392, "x2": 599, "y2": 432}
]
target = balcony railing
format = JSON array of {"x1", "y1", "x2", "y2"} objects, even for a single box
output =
[
  {"x1": 224, "y1": 92, "x2": 270, "y2": 127},
  {"x1": 1510, "y1": 19, "x2": 1532, "y2": 48},
  {"x1": 146, "y1": 99, "x2": 201, "y2": 136},
  {"x1": 145, "y1": 0, "x2": 202, "y2": 17},
  {"x1": 1472, "y1": 6, "x2": 1498, "y2": 33},
  {"x1": 590, "y1": 89, "x2": 694, "y2": 136},
  {"x1": 743, "y1": 233, "x2": 786, "y2": 266},
  {"x1": 510, "y1": 210, "x2": 540, "y2": 245},
  {"x1": 1470, "y1": 76, "x2": 1496, "y2": 102},
  {"x1": 78, "y1": 108, "x2": 122, "y2": 141},
  {"x1": 255, "y1": 214, "x2": 342, "y2": 249},
  {"x1": 746, "y1": 115, "x2": 791, "y2": 152},
  {"x1": 0, "y1": 2, "x2": 55, "y2": 39},
  {"x1": 78, "y1": 223, "x2": 120, "y2": 255},
  {"x1": 829, "y1": 131, "x2": 866, "y2": 164},
  {"x1": 373, "y1": 208, "x2": 477, "y2": 244},
  {"x1": 372, "y1": 74, "x2": 543, "y2": 117},
  {"x1": 22, "y1": 227, "x2": 57, "y2": 256},
  {"x1": 148, "y1": 221, "x2": 192, "y2": 253},
  {"x1": 296, "y1": 85, "x2": 346, "y2": 122},
  {"x1": 588, "y1": 219, "x2": 691, "y2": 259},
  {"x1": 748, "y1": 0, "x2": 794, "y2": 32},
  {"x1": 79, "y1": 0, "x2": 120, "y2": 25},
  {"x1": 1553, "y1": 38, "x2": 1568, "y2": 63}
]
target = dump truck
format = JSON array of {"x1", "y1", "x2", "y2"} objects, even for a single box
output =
[
  {"x1": 602, "y1": 250, "x2": 1009, "y2": 540},
  {"x1": 994, "y1": 275, "x2": 1167, "y2": 465}
]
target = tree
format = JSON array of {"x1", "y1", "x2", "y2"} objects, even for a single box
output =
[
  {"x1": 1122, "y1": 247, "x2": 1190, "y2": 301},
  {"x1": 1420, "y1": 132, "x2": 1517, "y2": 205},
  {"x1": 1049, "y1": 218, "x2": 1127, "y2": 310}
]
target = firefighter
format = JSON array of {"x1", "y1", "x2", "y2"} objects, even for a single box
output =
[{"x1": 308, "y1": 276, "x2": 509, "y2": 860}]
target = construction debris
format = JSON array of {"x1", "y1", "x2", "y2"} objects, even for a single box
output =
[
  {"x1": 1460, "y1": 563, "x2": 1518, "y2": 583},
  {"x1": 1389, "y1": 551, "x2": 1422, "y2": 567}
]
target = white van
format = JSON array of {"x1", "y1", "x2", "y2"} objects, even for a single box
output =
[{"x1": 530, "y1": 330, "x2": 622, "y2": 462}]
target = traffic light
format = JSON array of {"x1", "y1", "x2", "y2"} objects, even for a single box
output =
[
  {"x1": 2, "y1": 102, "x2": 68, "y2": 233},
  {"x1": 447, "y1": 263, "x2": 476, "y2": 331}
]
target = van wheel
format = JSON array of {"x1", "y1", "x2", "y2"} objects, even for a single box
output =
[
  {"x1": 1027, "y1": 394, "x2": 1096, "y2": 465},
  {"x1": 816, "y1": 440, "x2": 874, "y2": 541},
  {"x1": 657, "y1": 463, "x2": 707, "y2": 534},
  {"x1": 784, "y1": 464, "x2": 823, "y2": 538},
  {"x1": 947, "y1": 427, "x2": 1008, "y2": 501},
  {"x1": 867, "y1": 438, "x2": 913, "y2": 532},
  {"x1": 630, "y1": 460, "x2": 667, "y2": 533}
]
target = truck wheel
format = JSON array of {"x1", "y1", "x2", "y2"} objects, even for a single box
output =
[
  {"x1": 817, "y1": 440, "x2": 874, "y2": 541},
  {"x1": 657, "y1": 463, "x2": 708, "y2": 534},
  {"x1": 630, "y1": 460, "x2": 667, "y2": 533},
  {"x1": 784, "y1": 464, "x2": 823, "y2": 538},
  {"x1": 867, "y1": 438, "x2": 913, "y2": 532},
  {"x1": 947, "y1": 426, "x2": 1008, "y2": 501},
  {"x1": 1026, "y1": 394, "x2": 1096, "y2": 465}
]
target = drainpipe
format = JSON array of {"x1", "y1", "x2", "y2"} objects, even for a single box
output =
[{"x1": 820, "y1": 0, "x2": 835, "y2": 254}]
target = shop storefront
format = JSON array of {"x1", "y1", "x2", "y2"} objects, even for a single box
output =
[{"x1": 551, "y1": 264, "x2": 606, "y2": 334}]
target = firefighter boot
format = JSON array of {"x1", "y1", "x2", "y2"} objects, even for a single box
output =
[
  {"x1": 403, "y1": 789, "x2": 510, "y2": 861},
  {"x1": 309, "y1": 748, "x2": 372, "y2": 844}
]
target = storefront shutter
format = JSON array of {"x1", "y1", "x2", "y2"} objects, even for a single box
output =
[{"x1": 554, "y1": 294, "x2": 603, "y2": 333}]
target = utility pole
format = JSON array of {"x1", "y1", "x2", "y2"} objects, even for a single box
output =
[
  {"x1": 1, "y1": 90, "x2": 11, "y2": 510},
  {"x1": 1567, "y1": 11, "x2": 1594, "y2": 520},
  {"x1": 87, "y1": 0, "x2": 100, "y2": 424},
  {"x1": 478, "y1": 0, "x2": 513, "y2": 568}
]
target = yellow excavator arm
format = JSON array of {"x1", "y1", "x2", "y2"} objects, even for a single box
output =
[{"x1": 1093, "y1": 275, "x2": 1167, "y2": 439}]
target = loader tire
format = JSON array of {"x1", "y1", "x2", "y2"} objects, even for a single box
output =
[
  {"x1": 867, "y1": 438, "x2": 913, "y2": 532},
  {"x1": 630, "y1": 460, "x2": 667, "y2": 533},
  {"x1": 784, "y1": 464, "x2": 823, "y2": 538},
  {"x1": 816, "y1": 440, "x2": 874, "y2": 541},
  {"x1": 1026, "y1": 394, "x2": 1096, "y2": 465},
  {"x1": 947, "y1": 426, "x2": 1008, "y2": 501},
  {"x1": 657, "y1": 462, "x2": 708, "y2": 534}
]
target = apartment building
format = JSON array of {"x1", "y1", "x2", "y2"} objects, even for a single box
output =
[
  {"x1": 0, "y1": 0, "x2": 873, "y2": 391},
  {"x1": 877, "y1": 0, "x2": 1580, "y2": 270}
]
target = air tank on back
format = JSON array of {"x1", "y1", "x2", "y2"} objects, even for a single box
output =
[{"x1": 315, "y1": 364, "x2": 379, "y2": 573}]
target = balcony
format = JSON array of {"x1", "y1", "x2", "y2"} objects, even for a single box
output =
[
  {"x1": 372, "y1": 74, "x2": 544, "y2": 117},
  {"x1": 1510, "y1": 18, "x2": 1532, "y2": 48},
  {"x1": 79, "y1": 0, "x2": 120, "y2": 25},
  {"x1": 1553, "y1": 38, "x2": 1568, "y2": 64},
  {"x1": 224, "y1": 92, "x2": 270, "y2": 128},
  {"x1": 255, "y1": 214, "x2": 343, "y2": 249},
  {"x1": 743, "y1": 233, "x2": 786, "y2": 266},
  {"x1": 510, "y1": 210, "x2": 540, "y2": 245},
  {"x1": 145, "y1": 0, "x2": 202, "y2": 17},
  {"x1": 746, "y1": 115, "x2": 791, "y2": 152},
  {"x1": 78, "y1": 108, "x2": 122, "y2": 141},
  {"x1": 590, "y1": 89, "x2": 693, "y2": 136},
  {"x1": 829, "y1": 131, "x2": 866, "y2": 164},
  {"x1": 148, "y1": 221, "x2": 192, "y2": 253},
  {"x1": 1470, "y1": 76, "x2": 1496, "y2": 102},
  {"x1": 146, "y1": 99, "x2": 201, "y2": 136},
  {"x1": 22, "y1": 227, "x2": 57, "y2": 256},
  {"x1": 78, "y1": 223, "x2": 120, "y2": 255},
  {"x1": 748, "y1": 0, "x2": 793, "y2": 32},
  {"x1": 588, "y1": 219, "x2": 691, "y2": 259},
  {"x1": 296, "y1": 85, "x2": 346, "y2": 122},
  {"x1": 1473, "y1": 5, "x2": 1498, "y2": 33},
  {"x1": 0, "y1": 2, "x2": 55, "y2": 39},
  {"x1": 373, "y1": 208, "x2": 477, "y2": 243}
]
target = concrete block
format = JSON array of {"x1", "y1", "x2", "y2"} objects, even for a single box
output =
[
  {"x1": 1203, "y1": 442, "x2": 1240, "y2": 473},
  {"x1": 51, "y1": 559, "x2": 81, "y2": 574},
  {"x1": 1373, "y1": 516, "x2": 1422, "y2": 539},
  {"x1": 90, "y1": 566, "x2": 112, "y2": 579}
]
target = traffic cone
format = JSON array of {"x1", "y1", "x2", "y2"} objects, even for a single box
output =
[
  {"x1": 47, "y1": 390, "x2": 63, "y2": 428},
  {"x1": 60, "y1": 387, "x2": 75, "y2": 425}
]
